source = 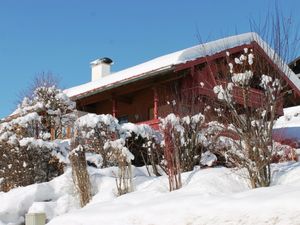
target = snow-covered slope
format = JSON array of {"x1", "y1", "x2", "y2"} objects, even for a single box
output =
[
  {"x1": 47, "y1": 163, "x2": 300, "y2": 225},
  {"x1": 273, "y1": 106, "x2": 300, "y2": 142},
  {"x1": 1, "y1": 163, "x2": 300, "y2": 225},
  {"x1": 275, "y1": 105, "x2": 300, "y2": 129}
]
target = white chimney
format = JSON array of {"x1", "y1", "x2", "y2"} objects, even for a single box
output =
[{"x1": 90, "y1": 57, "x2": 113, "y2": 81}]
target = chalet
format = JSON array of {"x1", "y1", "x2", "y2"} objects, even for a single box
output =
[{"x1": 65, "y1": 32, "x2": 300, "y2": 129}]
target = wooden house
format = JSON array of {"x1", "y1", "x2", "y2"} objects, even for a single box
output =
[{"x1": 65, "y1": 32, "x2": 300, "y2": 129}]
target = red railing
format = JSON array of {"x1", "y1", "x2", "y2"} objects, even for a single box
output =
[
  {"x1": 181, "y1": 80, "x2": 284, "y2": 115},
  {"x1": 220, "y1": 81, "x2": 284, "y2": 115}
]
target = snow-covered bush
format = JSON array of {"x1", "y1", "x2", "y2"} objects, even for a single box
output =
[
  {"x1": 122, "y1": 123, "x2": 163, "y2": 176},
  {"x1": 0, "y1": 120, "x2": 64, "y2": 192},
  {"x1": 14, "y1": 86, "x2": 76, "y2": 139},
  {"x1": 0, "y1": 86, "x2": 75, "y2": 191},
  {"x1": 73, "y1": 114, "x2": 166, "y2": 195},
  {"x1": 159, "y1": 113, "x2": 205, "y2": 191},
  {"x1": 28, "y1": 86, "x2": 76, "y2": 139},
  {"x1": 160, "y1": 113, "x2": 206, "y2": 172},
  {"x1": 73, "y1": 113, "x2": 136, "y2": 196},
  {"x1": 74, "y1": 113, "x2": 122, "y2": 168}
]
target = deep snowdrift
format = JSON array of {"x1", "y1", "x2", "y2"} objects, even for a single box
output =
[
  {"x1": 1, "y1": 162, "x2": 300, "y2": 225},
  {"x1": 0, "y1": 169, "x2": 78, "y2": 225}
]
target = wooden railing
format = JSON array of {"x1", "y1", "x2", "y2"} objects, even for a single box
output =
[
  {"x1": 218, "y1": 80, "x2": 284, "y2": 115},
  {"x1": 181, "y1": 80, "x2": 284, "y2": 115},
  {"x1": 218, "y1": 80, "x2": 265, "y2": 108}
]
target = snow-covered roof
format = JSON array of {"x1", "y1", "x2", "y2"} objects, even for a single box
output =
[{"x1": 64, "y1": 32, "x2": 300, "y2": 100}]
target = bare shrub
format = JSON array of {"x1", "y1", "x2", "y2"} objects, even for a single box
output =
[
  {"x1": 17, "y1": 71, "x2": 61, "y2": 105},
  {"x1": 162, "y1": 122, "x2": 182, "y2": 191},
  {"x1": 69, "y1": 143, "x2": 92, "y2": 207},
  {"x1": 105, "y1": 139, "x2": 134, "y2": 196},
  {"x1": 211, "y1": 47, "x2": 276, "y2": 187},
  {"x1": 210, "y1": 31, "x2": 298, "y2": 187},
  {"x1": 115, "y1": 161, "x2": 133, "y2": 196}
]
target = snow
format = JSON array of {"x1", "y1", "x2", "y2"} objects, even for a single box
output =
[
  {"x1": 200, "y1": 151, "x2": 217, "y2": 166},
  {"x1": 248, "y1": 53, "x2": 254, "y2": 65},
  {"x1": 228, "y1": 62, "x2": 233, "y2": 73},
  {"x1": 1, "y1": 162, "x2": 300, "y2": 225},
  {"x1": 104, "y1": 139, "x2": 134, "y2": 162},
  {"x1": 260, "y1": 74, "x2": 273, "y2": 89},
  {"x1": 9, "y1": 102, "x2": 44, "y2": 118},
  {"x1": 10, "y1": 112, "x2": 40, "y2": 127},
  {"x1": 213, "y1": 84, "x2": 232, "y2": 102},
  {"x1": 0, "y1": 169, "x2": 78, "y2": 225},
  {"x1": 85, "y1": 152, "x2": 102, "y2": 168},
  {"x1": 160, "y1": 113, "x2": 182, "y2": 133},
  {"x1": 234, "y1": 57, "x2": 243, "y2": 64},
  {"x1": 51, "y1": 139, "x2": 71, "y2": 164},
  {"x1": 274, "y1": 105, "x2": 300, "y2": 129},
  {"x1": 75, "y1": 113, "x2": 119, "y2": 132},
  {"x1": 121, "y1": 122, "x2": 159, "y2": 140},
  {"x1": 232, "y1": 70, "x2": 253, "y2": 86},
  {"x1": 19, "y1": 138, "x2": 56, "y2": 149},
  {"x1": 66, "y1": 32, "x2": 290, "y2": 99}
]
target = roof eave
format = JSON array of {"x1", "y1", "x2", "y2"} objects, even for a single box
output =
[{"x1": 70, "y1": 65, "x2": 174, "y2": 101}]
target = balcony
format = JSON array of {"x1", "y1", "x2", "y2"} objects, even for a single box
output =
[{"x1": 181, "y1": 80, "x2": 283, "y2": 116}]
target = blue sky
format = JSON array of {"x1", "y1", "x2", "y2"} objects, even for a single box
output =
[{"x1": 0, "y1": 0, "x2": 299, "y2": 118}]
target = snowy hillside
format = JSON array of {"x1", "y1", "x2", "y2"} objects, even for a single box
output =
[{"x1": 1, "y1": 162, "x2": 300, "y2": 225}]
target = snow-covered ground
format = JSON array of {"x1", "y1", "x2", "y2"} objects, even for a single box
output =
[
  {"x1": 2, "y1": 106, "x2": 300, "y2": 225},
  {"x1": 274, "y1": 105, "x2": 300, "y2": 145},
  {"x1": 274, "y1": 105, "x2": 300, "y2": 129},
  {"x1": 0, "y1": 169, "x2": 78, "y2": 225},
  {"x1": 1, "y1": 162, "x2": 300, "y2": 225}
]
